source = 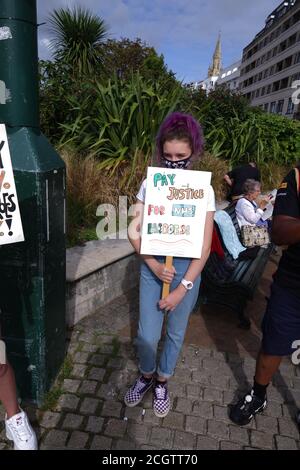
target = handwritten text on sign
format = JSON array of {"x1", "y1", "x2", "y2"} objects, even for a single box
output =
[
  {"x1": 140, "y1": 167, "x2": 211, "y2": 258},
  {"x1": 0, "y1": 124, "x2": 24, "y2": 245}
]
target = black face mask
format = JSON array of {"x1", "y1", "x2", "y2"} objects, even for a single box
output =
[{"x1": 162, "y1": 156, "x2": 192, "y2": 169}]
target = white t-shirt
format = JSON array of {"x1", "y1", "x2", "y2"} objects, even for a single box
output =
[{"x1": 136, "y1": 178, "x2": 216, "y2": 212}]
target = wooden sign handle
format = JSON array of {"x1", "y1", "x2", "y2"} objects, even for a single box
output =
[{"x1": 162, "y1": 256, "x2": 173, "y2": 299}]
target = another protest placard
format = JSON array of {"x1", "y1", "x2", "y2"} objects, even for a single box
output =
[{"x1": 0, "y1": 124, "x2": 24, "y2": 245}]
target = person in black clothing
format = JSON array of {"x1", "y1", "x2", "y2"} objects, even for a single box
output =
[
  {"x1": 224, "y1": 162, "x2": 261, "y2": 201},
  {"x1": 229, "y1": 165, "x2": 300, "y2": 427}
]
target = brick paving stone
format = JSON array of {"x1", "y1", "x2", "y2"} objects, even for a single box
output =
[
  {"x1": 71, "y1": 364, "x2": 88, "y2": 379},
  {"x1": 78, "y1": 380, "x2": 98, "y2": 395},
  {"x1": 210, "y1": 375, "x2": 230, "y2": 390},
  {"x1": 203, "y1": 387, "x2": 223, "y2": 404},
  {"x1": 88, "y1": 354, "x2": 107, "y2": 367},
  {"x1": 229, "y1": 425, "x2": 250, "y2": 445},
  {"x1": 175, "y1": 369, "x2": 192, "y2": 384},
  {"x1": 79, "y1": 332, "x2": 96, "y2": 343},
  {"x1": 185, "y1": 416, "x2": 206, "y2": 434},
  {"x1": 162, "y1": 412, "x2": 184, "y2": 430},
  {"x1": 90, "y1": 435, "x2": 112, "y2": 450},
  {"x1": 127, "y1": 422, "x2": 151, "y2": 444},
  {"x1": 43, "y1": 430, "x2": 69, "y2": 448},
  {"x1": 67, "y1": 431, "x2": 89, "y2": 449},
  {"x1": 107, "y1": 357, "x2": 125, "y2": 369},
  {"x1": 101, "y1": 401, "x2": 123, "y2": 418},
  {"x1": 63, "y1": 379, "x2": 81, "y2": 393},
  {"x1": 255, "y1": 415, "x2": 278, "y2": 434},
  {"x1": 62, "y1": 413, "x2": 84, "y2": 430},
  {"x1": 88, "y1": 367, "x2": 105, "y2": 381},
  {"x1": 192, "y1": 401, "x2": 213, "y2": 418},
  {"x1": 100, "y1": 344, "x2": 115, "y2": 355},
  {"x1": 105, "y1": 418, "x2": 127, "y2": 438},
  {"x1": 278, "y1": 418, "x2": 300, "y2": 439},
  {"x1": 284, "y1": 388, "x2": 300, "y2": 403},
  {"x1": 293, "y1": 377, "x2": 300, "y2": 389},
  {"x1": 73, "y1": 352, "x2": 89, "y2": 364},
  {"x1": 124, "y1": 406, "x2": 144, "y2": 422},
  {"x1": 173, "y1": 431, "x2": 196, "y2": 450},
  {"x1": 207, "y1": 420, "x2": 229, "y2": 440},
  {"x1": 150, "y1": 427, "x2": 174, "y2": 449},
  {"x1": 264, "y1": 400, "x2": 283, "y2": 418},
  {"x1": 267, "y1": 386, "x2": 285, "y2": 402},
  {"x1": 114, "y1": 440, "x2": 137, "y2": 450},
  {"x1": 124, "y1": 359, "x2": 139, "y2": 371},
  {"x1": 142, "y1": 411, "x2": 161, "y2": 427},
  {"x1": 275, "y1": 435, "x2": 298, "y2": 450},
  {"x1": 81, "y1": 343, "x2": 98, "y2": 353},
  {"x1": 281, "y1": 403, "x2": 299, "y2": 418},
  {"x1": 86, "y1": 416, "x2": 104, "y2": 434},
  {"x1": 168, "y1": 382, "x2": 186, "y2": 398},
  {"x1": 212, "y1": 351, "x2": 227, "y2": 361},
  {"x1": 80, "y1": 398, "x2": 100, "y2": 415},
  {"x1": 250, "y1": 430, "x2": 274, "y2": 449},
  {"x1": 57, "y1": 394, "x2": 80, "y2": 411},
  {"x1": 98, "y1": 384, "x2": 119, "y2": 400},
  {"x1": 186, "y1": 384, "x2": 202, "y2": 399},
  {"x1": 213, "y1": 405, "x2": 230, "y2": 422},
  {"x1": 191, "y1": 370, "x2": 210, "y2": 385},
  {"x1": 196, "y1": 435, "x2": 218, "y2": 450},
  {"x1": 220, "y1": 441, "x2": 243, "y2": 450},
  {"x1": 202, "y1": 358, "x2": 220, "y2": 371},
  {"x1": 175, "y1": 398, "x2": 193, "y2": 414},
  {"x1": 40, "y1": 412, "x2": 61, "y2": 429}
]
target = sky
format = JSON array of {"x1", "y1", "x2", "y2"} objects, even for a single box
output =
[{"x1": 37, "y1": 0, "x2": 281, "y2": 83}]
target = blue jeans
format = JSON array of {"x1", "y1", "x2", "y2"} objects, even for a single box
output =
[{"x1": 135, "y1": 256, "x2": 201, "y2": 379}]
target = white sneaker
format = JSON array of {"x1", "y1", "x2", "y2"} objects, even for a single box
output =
[{"x1": 5, "y1": 409, "x2": 38, "y2": 450}]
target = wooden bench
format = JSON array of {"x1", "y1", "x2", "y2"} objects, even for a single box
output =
[{"x1": 197, "y1": 203, "x2": 273, "y2": 329}]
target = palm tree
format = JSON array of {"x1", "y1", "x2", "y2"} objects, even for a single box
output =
[{"x1": 48, "y1": 6, "x2": 108, "y2": 76}]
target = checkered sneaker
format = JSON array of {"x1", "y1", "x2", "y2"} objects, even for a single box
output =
[
  {"x1": 124, "y1": 375, "x2": 153, "y2": 407},
  {"x1": 153, "y1": 382, "x2": 171, "y2": 418}
]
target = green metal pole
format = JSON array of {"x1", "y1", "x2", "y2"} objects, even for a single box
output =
[
  {"x1": 0, "y1": 0, "x2": 66, "y2": 404},
  {"x1": 0, "y1": 0, "x2": 39, "y2": 127}
]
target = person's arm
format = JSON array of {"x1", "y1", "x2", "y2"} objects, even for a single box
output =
[
  {"x1": 224, "y1": 174, "x2": 233, "y2": 187},
  {"x1": 158, "y1": 210, "x2": 215, "y2": 312},
  {"x1": 128, "y1": 200, "x2": 176, "y2": 284},
  {"x1": 271, "y1": 169, "x2": 300, "y2": 246},
  {"x1": 272, "y1": 216, "x2": 300, "y2": 245}
]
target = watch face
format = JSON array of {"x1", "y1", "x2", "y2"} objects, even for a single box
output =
[{"x1": 186, "y1": 282, "x2": 193, "y2": 289}]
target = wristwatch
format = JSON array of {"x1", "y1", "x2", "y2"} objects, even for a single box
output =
[{"x1": 181, "y1": 278, "x2": 194, "y2": 290}]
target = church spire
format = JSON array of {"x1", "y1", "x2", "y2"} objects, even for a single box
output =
[{"x1": 208, "y1": 32, "x2": 222, "y2": 77}]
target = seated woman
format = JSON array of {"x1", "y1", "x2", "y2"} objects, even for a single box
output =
[{"x1": 235, "y1": 179, "x2": 271, "y2": 228}]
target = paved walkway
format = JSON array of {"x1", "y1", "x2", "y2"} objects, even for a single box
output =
[{"x1": 0, "y1": 253, "x2": 299, "y2": 450}]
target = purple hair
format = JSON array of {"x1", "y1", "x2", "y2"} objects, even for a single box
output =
[{"x1": 154, "y1": 112, "x2": 204, "y2": 166}]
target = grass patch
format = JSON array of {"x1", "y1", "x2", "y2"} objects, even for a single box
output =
[{"x1": 40, "y1": 355, "x2": 74, "y2": 411}]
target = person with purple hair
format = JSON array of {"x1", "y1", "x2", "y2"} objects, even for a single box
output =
[{"x1": 124, "y1": 112, "x2": 215, "y2": 418}]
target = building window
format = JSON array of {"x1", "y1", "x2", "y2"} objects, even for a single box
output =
[
  {"x1": 264, "y1": 103, "x2": 269, "y2": 112},
  {"x1": 286, "y1": 97, "x2": 295, "y2": 115},
  {"x1": 267, "y1": 84, "x2": 272, "y2": 94},
  {"x1": 276, "y1": 100, "x2": 284, "y2": 114},
  {"x1": 295, "y1": 52, "x2": 300, "y2": 64},
  {"x1": 261, "y1": 87, "x2": 266, "y2": 96},
  {"x1": 256, "y1": 89, "x2": 260, "y2": 98},
  {"x1": 270, "y1": 101, "x2": 277, "y2": 113}
]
